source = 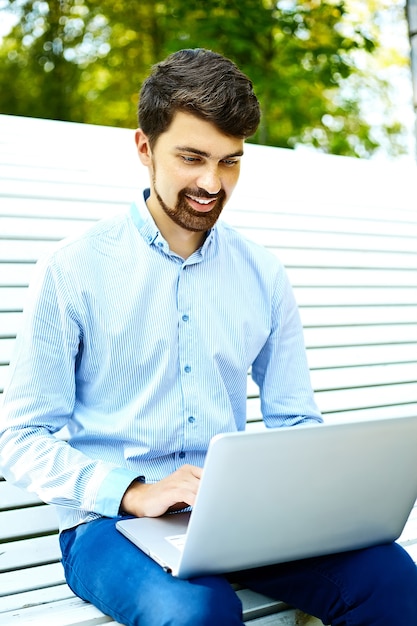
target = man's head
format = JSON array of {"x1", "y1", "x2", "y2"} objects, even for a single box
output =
[
  {"x1": 138, "y1": 48, "x2": 260, "y2": 149},
  {"x1": 136, "y1": 49, "x2": 260, "y2": 242}
]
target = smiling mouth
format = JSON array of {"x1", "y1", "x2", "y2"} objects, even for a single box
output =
[{"x1": 185, "y1": 193, "x2": 218, "y2": 212}]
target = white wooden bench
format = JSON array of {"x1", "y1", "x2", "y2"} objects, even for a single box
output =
[{"x1": 1, "y1": 114, "x2": 417, "y2": 625}]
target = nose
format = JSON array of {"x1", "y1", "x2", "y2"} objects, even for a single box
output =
[{"x1": 196, "y1": 166, "x2": 221, "y2": 195}]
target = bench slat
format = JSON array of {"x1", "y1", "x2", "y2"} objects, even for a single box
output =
[
  {"x1": 0, "y1": 240, "x2": 66, "y2": 262},
  {"x1": 0, "y1": 178, "x2": 137, "y2": 204},
  {"x1": 275, "y1": 248, "x2": 417, "y2": 270},
  {"x1": 295, "y1": 287, "x2": 417, "y2": 307},
  {"x1": 1, "y1": 196, "x2": 129, "y2": 220},
  {"x1": 307, "y1": 343, "x2": 417, "y2": 369},
  {"x1": 246, "y1": 228, "x2": 417, "y2": 254},
  {"x1": 0, "y1": 534, "x2": 60, "y2": 572},
  {"x1": 0, "y1": 589, "x2": 309, "y2": 626},
  {"x1": 288, "y1": 267, "x2": 417, "y2": 288},
  {"x1": 304, "y1": 323, "x2": 417, "y2": 346},
  {"x1": 0, "y1": 217, "x2": 97, "y2": 240},
  {"x1": 246, "y1": 383, "x2": 417, "y2": 420},
  {"x1": 300, "y1": 306, "x2": 417, "y2": 326},
  {"x1": 311, "y1": 362, "x2": 417, "y2": 391},
  {"x1": 0, "y1": 480, "x2": 42, "y2": 510},
  {"x1": 315, "y1": 382, "x2": 417, "y2": 414},
  {"x1": 0, "y1": 505, "x2": 58, "y2": 542},
  {"x1": 0, "y1": 561, "x2": 65, "y2": 598},
  {"x1": 324, "y1": 403, "x2": 417, "y2": 423},
  {"x1": 227, "y1": 209, "x2": 417, "y2": 237},
  {"x1": 0, "y1": 583, "x2": 74, "y2": 614}
]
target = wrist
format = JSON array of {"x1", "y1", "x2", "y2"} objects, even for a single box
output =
[{"x1": 119, "y1": 476, "x2": 146, "y2": 516}]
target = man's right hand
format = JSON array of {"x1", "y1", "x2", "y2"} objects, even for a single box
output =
[{"x1": 120, "y1": 464, "x2": 203, "y2": 518}]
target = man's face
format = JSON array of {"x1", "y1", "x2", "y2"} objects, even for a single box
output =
[{"x1": 136, "y1": 111, "x2": 244, "y2": 232}]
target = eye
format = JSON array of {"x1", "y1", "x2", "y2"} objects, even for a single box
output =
[
  {"x1": 222, "y1": 159, "x2": 239, "y2": 167},
  {"x1": 181, "y1": 155, "x2": 201, "y2": 164}
]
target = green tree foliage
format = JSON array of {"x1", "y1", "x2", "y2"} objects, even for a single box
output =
[{"x1": 0, "y1": 0, "x2": 410, "y2": 156}]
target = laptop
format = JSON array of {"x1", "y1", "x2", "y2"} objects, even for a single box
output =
[{"x1": 116, "y1": 415, "x2": 417, "y2": 578}]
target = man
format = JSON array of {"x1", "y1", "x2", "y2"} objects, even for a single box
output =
[{"x1": 1, "y1": 48, "x2": 416, "y2": 626}]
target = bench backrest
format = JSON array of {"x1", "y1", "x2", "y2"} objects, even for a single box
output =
[
  {"x1": 1, "y1": 113, "x2": 417, "y2": 612},
  {"x1": 1, "y1": 113, "x2": 417, "y2": 427}
]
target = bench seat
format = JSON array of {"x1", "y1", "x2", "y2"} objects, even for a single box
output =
[{"x1": 1, "y1": 114, "x2": 417, "y2": 625}]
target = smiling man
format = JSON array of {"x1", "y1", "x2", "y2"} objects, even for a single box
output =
[{"x1": 1, "y1": 48, "x2": 417, "y2": 626}]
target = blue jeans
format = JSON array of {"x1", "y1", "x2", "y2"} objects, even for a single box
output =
[{"x1": 60, "y1": 516, "x2": 417, "y2": 626}]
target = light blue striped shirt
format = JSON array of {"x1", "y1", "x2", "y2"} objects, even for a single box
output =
[{"x1": 0, "y1": 192, "x2": 322, "y2": 531}]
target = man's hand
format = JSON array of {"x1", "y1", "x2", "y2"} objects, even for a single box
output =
[{"x1": 120, "y1": 464, "x2": 203, "y2": 518}]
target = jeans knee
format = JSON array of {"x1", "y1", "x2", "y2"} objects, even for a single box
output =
[
  {"x1": 350, "y1": 543, "x2": 417, "y2": 625},
  {"x1": 165, "y1": 578, "x2": 243, "y2": 626}
]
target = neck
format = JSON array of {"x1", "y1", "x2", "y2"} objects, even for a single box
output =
[{"x1": 147, "y1": 198, "x2": 206, "y2": 259}]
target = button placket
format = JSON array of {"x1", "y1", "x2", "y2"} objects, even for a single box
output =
[{"x1": 177, "y1": 265, "x2": 200, "y2": 455}]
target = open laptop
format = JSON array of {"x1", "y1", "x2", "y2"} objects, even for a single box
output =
[{"x1": 116, "y1": 415, "x2": 417, "y2": 578}]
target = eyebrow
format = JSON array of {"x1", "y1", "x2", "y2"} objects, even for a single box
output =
[{"x1": 175, "y1": 146, "x2": 244, "y2": 159}]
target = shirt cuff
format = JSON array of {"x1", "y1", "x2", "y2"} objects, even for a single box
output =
[{"x1": 94, "y1": 467, "x2": 143, "y2": 518}]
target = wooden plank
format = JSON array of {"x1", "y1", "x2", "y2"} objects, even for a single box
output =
[
  {"x1": 315, "y1": 382, "x2": 417, "y2": 414},
  {"x1": 0, "y1": 534, "x2": 60, "y2": 572},
  {"x1": 1, "y1": 197, "x2": 129, "y2": 220},
  {"x1": 0, "y1": 287, "x2": 29, "y2": 311},
  {"x1": 0, "y1": 217, "x2": 96, "y2": 241},
  {"x1": 295, "y1": 287, "x2": 417, "y2": 307},
  {"x1": 0, "y1": 338, "x2": 17, "y2": 364},
  {"x1": 0, "y1": 595, "x2": 116, "y2": 625},
  {"x1": 310, "y1": 362, "x2": 417, "y2": 391},
  {"x1": 226, "y1": 209, "x2": 417, "y2": 238},
  {"x1": 0, "y1": 178, "x2": 137, "y2": 204},
  {"x1": 0, "y1": 505, "x2": 58, "y2": 542},
  {"x1": 0, "y1": 240, "x2": 57, "y2": 262},
  {"x1": 287, "y1": 267, "x2": 417, "y2": 288},
  {"x1": 275, "y1": 248, "x2": 417, "y2": 271},
  {"x1": 0, "y1": 589, "x2": 310, "y2": 626},
  {"x1": 299, "y1": 305, "x2": 417, "y2": 326},
  {"x1": 0, "y1": 562, "x2": 65, "y2": 598},
  {"x1": 303, "y1": 324, "x2": 417, "y2": 347},
  {"x1": 243, "y1": 229, "x2": 417, "y2": 254},
  {"x1": 0, "y1": 263, "x2": 35, "y2": 287},
  {"x1": 324, "y1": 403, "x2": 417, "y2": 423},
  {"x1": 1, "y1": 162, "x2": 139, "y2": 188},
  {"x1": 0, "y1": 312, "x2": 23, "y2": 337},
  {"x1": 0, "y1": 480, "x2": 43, "y2": 510},
  {"x1": 0, "y1": 367, "x2": 11, "y2": 393},
  {"x1": 246, "y1": 386, "x2": 417, "y2": 422},
  {"x1": 0, "y1": 583, "x2": 74, "y2": 614},
  {"x1": 247, "y1": 362, "x2": 417, "y2": 397},
  {"x1": 306, "y1": 343, "x2": 417, "y2": 369},
  {"x1": 227, "y1": 196, "x2": 417, "y2": 222}
]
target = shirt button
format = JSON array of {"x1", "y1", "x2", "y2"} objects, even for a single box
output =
[
  {"x1": 179, "y1": 451, "x2": 186, "y2": 459},
  {"x1": 157, "y1": 241, "x2": 163, "y2": 248},
  {"x1": 188, "y1": 416, "x2": 195, "y2": 423},
  {"x1": 182, "y1": 315, "x2": 189, "y2": 322},
  {"x1": 184, "y1": 365, "x2": 191, "y2": 373}
]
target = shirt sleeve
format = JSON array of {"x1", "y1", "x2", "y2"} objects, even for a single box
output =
[
  {"x1": 0, "y1": 255, "x2": 138, "y2": 516},
  {"x1": 252, "y1": 264, "x2": 323, "y2": 427}
]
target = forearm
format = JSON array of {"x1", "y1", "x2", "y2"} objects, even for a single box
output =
[{"x1": 0, "y1": 423, "x2": 138, "y2": 516}]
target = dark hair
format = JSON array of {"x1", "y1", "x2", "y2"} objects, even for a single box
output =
[{"x1": 138, "y1": 48, "x2": 260, "y2": 147}]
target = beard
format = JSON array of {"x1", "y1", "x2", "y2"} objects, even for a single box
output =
[{"x1": 153, "y1": 175, "x2": 226, "y2": 232}]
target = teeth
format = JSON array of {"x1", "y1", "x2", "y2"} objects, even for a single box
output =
[{"x1": 187, "y1": 195, "x2": 214, "y2": 205}]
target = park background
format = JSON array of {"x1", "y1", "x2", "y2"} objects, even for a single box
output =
[{"x1": 0, "y1": 0, "x2": 416, "y2": 161}]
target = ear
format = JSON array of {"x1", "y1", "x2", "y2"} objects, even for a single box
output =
[{"x1": 135, "y1": 129, "x2": 152, "y2": 166}]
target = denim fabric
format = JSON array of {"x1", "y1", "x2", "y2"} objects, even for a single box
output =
[{"x1": 60, "y1": 517, "x2": 417, "y2": 626}]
